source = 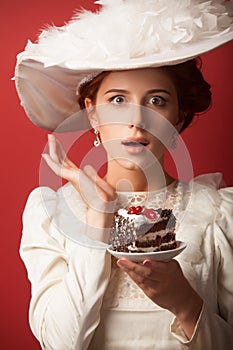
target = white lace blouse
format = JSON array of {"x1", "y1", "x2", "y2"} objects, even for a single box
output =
[{"x1": 20, "y1": 173, "x2": 233, "y2": 350}]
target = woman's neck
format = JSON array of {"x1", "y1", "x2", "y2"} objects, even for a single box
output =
[{"x1": 104, "y1": 159, "x2": 175, "y2": 192}]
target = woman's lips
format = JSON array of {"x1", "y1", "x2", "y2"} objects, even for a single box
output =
[{"x1": 121, "y1": 138, "x2": 149, "y2": 155}]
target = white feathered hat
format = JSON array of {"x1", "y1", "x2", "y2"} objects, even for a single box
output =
[{"x1": 14, "y1": 0, "x2": 233, "y2": 131}]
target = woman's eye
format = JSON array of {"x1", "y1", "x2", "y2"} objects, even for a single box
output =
[
  {"x1": 109, "y1": 95, "x2": 126, "y2": 104},
  {"x1": 148, "y1": 96, "x2": 166, "y2": 106}
]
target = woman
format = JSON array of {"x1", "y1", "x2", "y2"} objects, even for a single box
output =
[{"x1": 15, "y1": 1, "x2": 233, "y2": 349}]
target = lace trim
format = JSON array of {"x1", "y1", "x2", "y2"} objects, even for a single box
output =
[
  {"x1": 116, "y1": 180, "x2": 190, "y2": 226},
  {"x1": 103, "y1": 259, "x2": 158, "y2": 309}
]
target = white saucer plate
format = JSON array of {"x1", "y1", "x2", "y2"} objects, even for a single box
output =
[{"x1": 107, "y1": 241, "x2": 187, "y2": 263}]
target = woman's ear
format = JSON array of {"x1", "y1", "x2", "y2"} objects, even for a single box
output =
[
  {"x1": 175, "y1": 119, "x2": 185, "y2": 133},
  {"x1": 85, "y1": 97, "x2": 99, "y2": 128},
  {"x1": 175, "y1": 111, "x2": 186, "y2": 133}
]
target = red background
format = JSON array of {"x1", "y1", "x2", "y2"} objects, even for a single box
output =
[{"x1": 1, "y1": 1, "x2": 233, "y2": 349}]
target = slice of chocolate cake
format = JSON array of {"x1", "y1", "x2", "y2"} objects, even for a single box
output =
[{"x1": 109, "y1": 206, "x2": 177, "y2": 253}]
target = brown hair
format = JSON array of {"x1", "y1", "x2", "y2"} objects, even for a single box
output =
[
  {"x1": 78, "y1": 58, "x2": 212, "y2": 132},
  {"x1": 162, "y1": 58, "x2": 212, "y2": 132},
  {"x1": 78, "y1": 72, "x2": 109, "y2": 110}
]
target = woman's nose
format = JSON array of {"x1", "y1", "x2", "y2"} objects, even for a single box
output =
[
  {"x1": 128, "y1": 105, "x2": 145, "y2": 129},
  {"x1": 128, "y1": 122, "x2": 144, "y2": 129}
]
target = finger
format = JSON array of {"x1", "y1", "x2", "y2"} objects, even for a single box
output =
[
  {"x1": 83, "y1": 165, "x2": 116, "y2": 200},
  {"x1": 48, "y1": 134, "x2": 80, "y2": 171},
  {"x1": 54, "y1": 138, "x2": 78, "y2": 169},
  {"x1": 63, "y1": 156, "x2": 79, "y2": 170},
  {"x1": 52, "y1": 136, "x2": 67, "y2": 160},
  {"x1": 143, "y1": 259, "x2": 179, "y2": 276},
  {"x1": 116, "y1": 259, "x2": 160, "y2": 294},
  {"x1": 48, "y1": 134, "x2": 60, "y2": 163},
  {"x1": 42, "y1": 152, "x2": 104, "y2": 202},
  {"x1": 117, "y1": 259, "x2": 157, "y2": 281},
  {"x1": 78, "y1": 170, "x2": 111, "y2": 211},
  {"x1": 42, "y1": 153, "x2": 63, "y2": 176},
  {"x1": 117, "y1": 258, "x2": 173, "y2": 281},
  {"x1": 42, "y1": 153, "x2": 79, "y2": 183}
]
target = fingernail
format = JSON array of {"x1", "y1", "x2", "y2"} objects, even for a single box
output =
[
  {"x1": 117, "y1": 259, "x2": 129, "y2": 268},
  {"x1": 143, "y1": 259, "x2": 152, "y2": 267},
  {"x1": 84, "y1": 165, "x2": 95, "y2": 173},
  {"x1": 83, "y1": 165, "x2": 96, "y2": 177}
]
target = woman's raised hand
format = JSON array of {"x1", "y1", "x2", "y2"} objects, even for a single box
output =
[{"x1": 42, "y1": 134, "x2": 117, "y2": 242}]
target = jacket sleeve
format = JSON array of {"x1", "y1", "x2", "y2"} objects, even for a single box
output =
[
  {"x1": 20, "y1": 187, "x2": 112, "y2": 350},
  {"x1": 170, "y1": 186, "x2": 233, "y2": 350}
]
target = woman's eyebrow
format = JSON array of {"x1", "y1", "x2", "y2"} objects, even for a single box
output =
[
  {"x1": 104, "y1": 88, "x2": 171, "y2": 95},
  {"x1": 104, "y1": 89, "x2": 129, "y2": 95},
  {"x1": 147, "y1": 89, "x2": 171, "y2": 96}
]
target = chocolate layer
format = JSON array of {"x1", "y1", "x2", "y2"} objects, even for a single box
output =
[{"x1": 109, "y1": 208, "x2": 177, "y2": 253}]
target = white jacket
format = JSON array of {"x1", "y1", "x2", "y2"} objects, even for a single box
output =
[{"x1": 20, "y1": 173, "x2": 233, "y2": 349}]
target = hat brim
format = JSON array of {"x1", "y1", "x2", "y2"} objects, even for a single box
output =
[{"x1": 15, "y1": 31, "x2": 233, "y2": 132}]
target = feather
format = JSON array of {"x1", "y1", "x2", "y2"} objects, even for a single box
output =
[{"x1": 22, "y1": 0, "x2": 233, "y2": 68}]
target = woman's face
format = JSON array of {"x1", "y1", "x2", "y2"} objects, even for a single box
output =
[{"x1": 86, "y1": 68, "x2": 182, "y2": 171}]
